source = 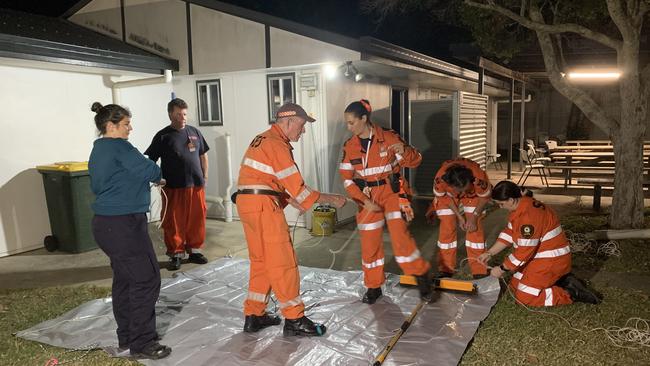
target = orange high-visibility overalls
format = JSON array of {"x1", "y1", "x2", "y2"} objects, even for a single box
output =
[
  {"x1": 339, "y1": 124, "x2": 430, "y2": 289},
  {"x1": 237, "y1": 124, "x2": 320, "y2": 320},
  {"x1": 431, "y1": 158, "x2": 491, "y2": 275},
  {"x1": 497, "y1": 196, "x2": 573, "y2": 306}
]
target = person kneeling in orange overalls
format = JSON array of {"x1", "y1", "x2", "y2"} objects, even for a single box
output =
[
  {"x1": 236, "y1": 103, "x2": 347, "y2": 337},
  {"x1": 339, "y1": 99, "x2": 432, "y2": 304},
  {"x1": 477, "y1": 181, "x2": 601, "y2": 306}
]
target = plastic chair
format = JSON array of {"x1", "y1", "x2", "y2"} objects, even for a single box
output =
[
  {"x1": 486, "y1": 153, "x2": 503, "y2": 170},
  {"x1": 517, "y1": 148, "x2": 549, "y2": 187},
  {"x1": 545, "y1": 140, "x2": 558, "y2": 151}
]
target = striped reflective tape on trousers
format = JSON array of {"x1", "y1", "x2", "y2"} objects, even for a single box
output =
[
  {"x1": 516, "y1": 282, "x2": 541, "y2": 297},
  {"x1": 513, "y1": 272, "x2": 523, "y2": 280},
  {"x1": 358, "y1": 220, "x2": 385, "y2": 231},
  {"x1": 385, "y1": 211, "x2": 402, "y2": 220},
  {"x1": 279, "y1": 296, "x2": 303, "y2": 309},
  {"x1": 437, "y1": 241, "x2": 457, "y2": 250},
  {"x1": 534, "y1": 245, "x2": 571, "y2": 259},
  {"x1": 362, "y1": 257, "x2": 385, "y2": 269},
  {"x1": 465, "y1": 241, "x2": 485, "y2": 249},
  {"x1": 395, "y1": 249, "x2": 421, "y2": 264},
  {"x1": 544, "y1": 288, "x2": 554, "y2": 306},
  {"x1": 247, "y1": 291, "x2": 269, "y2": 303},
  {"x1": 436, "y1": 208, "x2": 455, "y2": 216},
  {"x1": 463, "y1": 206, "x2": 476, "y2": 214}
]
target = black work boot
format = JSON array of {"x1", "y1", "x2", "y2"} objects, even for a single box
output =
[
  {"x1": 557, "y1": 273, "x2": 602, "y2": 304},
  {"x1": 243, "y1": 313, "x2": 282, "y2": 333},
  {"x1": 188, "y1": 252, "x2": 208, "y2": 264},
  {"x1": 437, "y1": 271, "x2": 453, "y2": 278},
  {"x1": 283, "y1": 316, "x2": 327, "y2": 337},
  {"x1": 130, "y1": 342, "x2": 172, "y2": 360},
  {"x1": 416, "y1": 273, "x2": 433, "y2": 302},
  {"x1": 362, "y1": 287, "x2": 382, "y2": 304},
  {"x1": 168, "y1": 256, "x2": 181, "y2": 271}
]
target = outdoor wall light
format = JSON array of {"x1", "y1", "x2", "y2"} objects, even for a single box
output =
[
  {"x1": 342, "y1": 61, "x2": 363, "y2": 81},
  {"x1": 323, "y1": 64, "x2": 338, "y2": 79},
  {"x1": 565, "y1": 70, "x2": 621, "y2": 80}
]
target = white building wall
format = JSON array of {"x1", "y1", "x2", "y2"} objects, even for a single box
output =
[
  {"x1": 69, "y1": 0, "x2": 123, "y2": 40},
  {"x1": 190, "y1": 5, "x2": 266, "y2": 74},
  {"x1": 270, "y1": 28, "x2": 360, "y2": 68},
  {"x1": 123, "y1": 0, "x2": 190, "y2": 74},
  {"x1": 0, "y1": 59, "x2": 174, "y2": 257}
]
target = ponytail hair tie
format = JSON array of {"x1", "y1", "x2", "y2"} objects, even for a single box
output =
[{"x1": 360, "y1": 100, "x2": 372, "y2": 113}]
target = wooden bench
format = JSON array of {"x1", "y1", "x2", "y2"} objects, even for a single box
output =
[
  {"x1": 547, "y1": 165, "x2": 650, "y2": 188},
  {"x1": 577, "y1": 177, "x2": 650, "y2": 211}
]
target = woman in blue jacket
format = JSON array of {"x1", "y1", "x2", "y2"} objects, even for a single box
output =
[{"x1": 89, "y1": 102, "x2": 171, "y2": 359}]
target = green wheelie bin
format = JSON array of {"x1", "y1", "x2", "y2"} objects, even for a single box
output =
[{"x1": 36, "y1": 162, "x2": 97, "y2": 253}]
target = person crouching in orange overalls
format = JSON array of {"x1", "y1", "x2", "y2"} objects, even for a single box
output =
[
  {"x1": 426, "y1": 158, "x2": 491, "y2": 279},
  {"x1": 477, "y1": 181, "x2": 601, "y2": 306},
  {"x1": 235, "y1": 103, "x2": 347, "y2": 337},
  {"x1": 339, "y1": 99, "x2": 432, "y2": 304}
]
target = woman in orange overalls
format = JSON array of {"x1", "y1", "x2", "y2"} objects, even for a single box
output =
[
  {"x1": 339, "y1": 99, "x2": 432, "y2": 304},
  {"x1": 478, "y1": 180, "x2": 601, "y2": 306}
]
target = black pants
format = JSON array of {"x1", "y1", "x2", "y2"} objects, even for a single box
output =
[{"x1": 92, "y1": 213, "x2": 161, "y2": 353}]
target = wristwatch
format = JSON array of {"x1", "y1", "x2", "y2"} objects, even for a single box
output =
[{"x1": 499, "y1": 264, "x2": 509, "y2": 272}]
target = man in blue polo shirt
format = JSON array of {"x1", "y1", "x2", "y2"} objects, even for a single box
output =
[{"x1": 145, "y1": 98, "x2": 210, "y2": 271}]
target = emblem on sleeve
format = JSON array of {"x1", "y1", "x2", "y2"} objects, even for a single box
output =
[{"x1": 521, "y1": 225, "x2": 534, "y2": 238}]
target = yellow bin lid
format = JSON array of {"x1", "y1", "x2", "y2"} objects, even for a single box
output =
[{"x1": 36, "y1": 161, "x2": 89, "y2": 172}]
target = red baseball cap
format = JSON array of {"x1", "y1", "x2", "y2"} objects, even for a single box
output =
[{"x1": 275, "y1": 103, "x2": 316, "y2": 122}]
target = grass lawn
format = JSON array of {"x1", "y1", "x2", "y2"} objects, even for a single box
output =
[{"x1": 1, "y1": 213, "x2": 649, "y2": 365}]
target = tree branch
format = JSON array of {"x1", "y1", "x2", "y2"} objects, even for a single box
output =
[
  {"x1": 607, "y1": 0, "x2": 635, "y2": 40},
  {"x1": 464, "y1": 0, "x2": 622, "y2": 51},
  {"x1": 528, "y1": 3, "x2": 620, "y2": 133}
]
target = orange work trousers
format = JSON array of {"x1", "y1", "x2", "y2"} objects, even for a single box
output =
[
  {"x1": 162, "y1": 186, "x2": 206, "y2": 256},
  {"x1": 237, "y1": 194, "x2": 304, "y2": 320},
  {"x1": 434, "y1": 196, "x2": 487, "y2": 275},
  {"x1": 509, "y1": 255, "x2": 573, "y2": 307},
  {"x1": 358, "y1": 185, "x2": 431, "y2": 289}
]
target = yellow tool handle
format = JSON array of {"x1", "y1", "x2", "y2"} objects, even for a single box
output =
[{"x1": 373, "y1": 300, "x2": 425, "y2": 365}]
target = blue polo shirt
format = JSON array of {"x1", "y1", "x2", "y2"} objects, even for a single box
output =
[
  {"x1": 89, "y1": 138, "x2": 162, "y2": 216},
  {"x1": 145, "y1": 125, "x2": 209, "y2": 189}
]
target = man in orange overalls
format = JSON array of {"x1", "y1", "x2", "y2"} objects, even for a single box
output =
[
  {"x1": 340, "y1": 99, "x2": 432, "y2": 304},
  {"x1": 236, "y1": 103, "x2": 346, "y2": 337},
  {"x1": 427, "y1": 158, "x2": 491, "y2": 278},
  {"x1": 478, "y1": 180, "x2": 601, "y2": 306}
]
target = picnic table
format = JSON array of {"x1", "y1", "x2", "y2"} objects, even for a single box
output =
[
  {"x1": 565, "y1": 140, "x2": 650, "y2": 146},
  {"x1": 548, "y1": 150, "x2": 650, "y2": 187},
  {"x1": 553, "y1": 145, "x2": 650, "y2": 151}
]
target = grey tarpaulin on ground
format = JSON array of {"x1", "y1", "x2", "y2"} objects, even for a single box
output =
[{"x1": 16, "y1": 258, "x2": 499, "y2": 365}]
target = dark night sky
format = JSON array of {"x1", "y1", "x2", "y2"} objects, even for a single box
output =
[{"x1": 0, "y1": 0, "x2": 474, "y2": 61}]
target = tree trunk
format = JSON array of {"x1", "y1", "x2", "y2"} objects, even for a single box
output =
[{"x1": 610, "y1": 84, "x2": 646, "y2": 228}]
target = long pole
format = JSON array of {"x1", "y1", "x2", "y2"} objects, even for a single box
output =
[
  {"x1": 373, "y1": 300, "x2": 426, "y2": 365},
  {"x1": 507, "y1": 78, "x2": 514, "y2": 179}
]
